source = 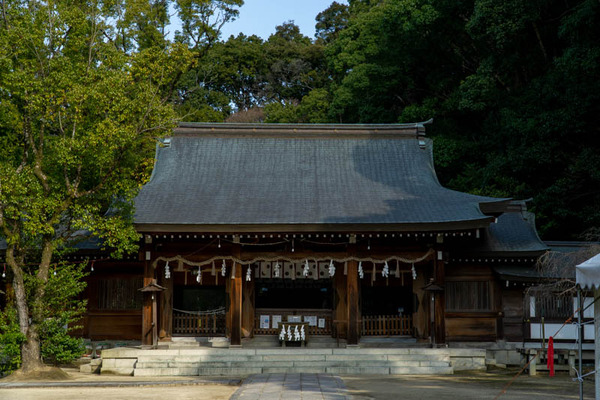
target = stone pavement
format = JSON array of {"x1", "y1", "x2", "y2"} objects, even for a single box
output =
[{"x1": 230, "y1": 373, "x2": 350, "y2": 400}]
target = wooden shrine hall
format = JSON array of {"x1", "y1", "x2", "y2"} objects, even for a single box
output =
[{"x1": 77, "y1": 122, "x2": 548, "y2": 347}]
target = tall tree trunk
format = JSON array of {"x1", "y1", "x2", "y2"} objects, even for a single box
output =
[
  {"x1": 21, "y1": 323, "x2": 43, "y2": 372},
  {"x1": 7, "y1": 246, "x2": 44, "y2": 371},
  {"x1": 6, "y1": 240, "x2": 53, "y2": 372}
]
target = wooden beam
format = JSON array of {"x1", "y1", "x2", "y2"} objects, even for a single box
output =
[
  {"x1": 334, "y1": 271, "x2": 347, "y2": 340},
  {"x1": 141, "y1": 258, "x2": 154, "y2": 347},
  {"x1": 229, "y1": 262, "x2": 242, "y2": 346},
  {"x1": 159, "y1": 267, "x2": 173, "y2": 340},
  {"x1": 347, "y1": 260, "x2": 359, "y2": 345},
  {"x1": 434, "y1": 252, "x2": 446, "y2": 345},
  {"x1": 242, "y1": 266, "x2": 255, "y2": 338}
]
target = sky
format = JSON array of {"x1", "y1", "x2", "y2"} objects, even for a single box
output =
[{"x1": 219, "y1": 0, "x2": 347, "y2": 40}]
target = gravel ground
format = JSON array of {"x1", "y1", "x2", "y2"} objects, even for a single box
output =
[{"x1": 0, "y1": 367, "x2": 595, "y2": 400}]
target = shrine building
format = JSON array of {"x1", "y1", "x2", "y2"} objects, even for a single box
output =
[{"x1": 76, "y1": 122, "x2": 548, "y2": 347}]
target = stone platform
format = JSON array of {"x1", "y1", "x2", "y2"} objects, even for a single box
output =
[{"x1": 100, "y1": 346, "x2": 485, "y2": 376}]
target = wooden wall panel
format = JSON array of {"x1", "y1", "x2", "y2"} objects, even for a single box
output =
[
  {"x1": 446, "y1": 317, "x2": 497, "y2": 341},
  {"x1": 502, "y1": 288, "x2": 525, "y2": 341},
  {"x1": 87, "y1": 312, "x2": 142, "y2": 340}
]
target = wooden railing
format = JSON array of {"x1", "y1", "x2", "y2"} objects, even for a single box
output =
[
  {"x1": 361, "y1": 315, "x2": 412, "y2": 336},
  {"x1": 173, "y1": 311, "x2": 226, "y2": 335},
  {"x1": 254, "y1": 308, "x2": 332, "y2": 336}
]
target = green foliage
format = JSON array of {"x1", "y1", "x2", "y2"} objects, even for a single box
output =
[
  {"x1": 0, "y1": 306, "x2": 25, "y2": 375},
  {"x1": 264, "y1": 89, "x2": 332, "y2": 123},
  {"x1": 39, "y1": 317, "x2": 85, "y2": 366},
  {"x1": 315, "y1": 1, "x2": 350, "y2": 44},
  {"x1": 0, "y1": 263, "x2": 88, "y2": 372},
  {"x1": 315, "y1": 0, "x2": 600, "y2": 239}
]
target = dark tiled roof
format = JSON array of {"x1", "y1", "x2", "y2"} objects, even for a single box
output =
[
  {"x1": 134, "y1": 123, "x2": 507, "y2": 231},
  {"x1": 545, "y1": 241, "x2": 599, "y2": 253},
  {"x1": 472, "y1": 211, "x2": 548, "y2": 256},
  {"x1": 493, "y1": 265, "x2": 564, "y2": 280}
]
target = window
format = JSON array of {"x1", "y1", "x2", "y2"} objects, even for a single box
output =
[
  {"x1": 532, "y1": 295, "x2": 573, "y2": 320},
  {"x1": 97, "y1": 278, "x2": 143, "y2": 310},
  {"x1": 446, "y1": 281, "x2": 491, "y2": 311}
]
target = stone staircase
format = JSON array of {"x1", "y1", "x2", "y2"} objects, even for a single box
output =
[{"x1": 101, "y1": 347, "x2": 477, "y2": 376}]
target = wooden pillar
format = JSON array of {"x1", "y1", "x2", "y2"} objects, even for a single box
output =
[
  {"x1": 334, "y1": 270, "x2": 347, "y2": 339},
  {"x1": 229, "y1": 262, "x2": 242, "y2": 346},
  {"x1": 347, "y1": 259, "x2": 359, "y2": 345},
  {"x1": 225, "y1": 276, "x2": 231, "y2": 337},
  {"x1": 159, "y1": 267, "x2": 173, "y2": 340},
  {"x1": 242, "y1": 266, "x2": 255, "y2": 338},
  {"x1": 434, "y1": 250, "x2": 446, "y2": 345},
  {"x1": 141, "y1": 257, "x2": 154, "y2": 347}
]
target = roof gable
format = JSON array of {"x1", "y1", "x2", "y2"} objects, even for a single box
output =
[{"x1": 134, "y1": 123, "x2": 504, "y2": 231}]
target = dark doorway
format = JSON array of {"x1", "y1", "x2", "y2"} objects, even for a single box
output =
[
  {"x1": 361, "y1": 286, "x2": 413, "y2": 316},
  {"x1": 255, "y1": 279, "x2": 333, "y2": 309},
  {"x1": 174, "y1": 286, "x2": 225, "y2": 311}
]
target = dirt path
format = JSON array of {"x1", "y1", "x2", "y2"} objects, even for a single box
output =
[
  {"x1": 342, "y1": 371, "x2": 594, "y2": 400},
  {"x1": 0, "y1": 368, "x2": 595, "y2": 400},
  {"x1": 0, "y1": 368, "x2": 240, "y2": 400},
  {"x1": 0, "y1": 384, "x2": 237, "y2": 400}
]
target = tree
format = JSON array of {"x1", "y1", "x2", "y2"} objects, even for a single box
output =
[
  {"x1": 320, "y1": 0, "x2": 600, "y2": 239},
  {"x1": 315, "y1": 1, "x2": 350, "y2": 44},
  {"x1": 0, "y1": 0, "x2": 185, "y2": 374},
  {"x1": 263, "y1": 22, "x2": 325, "y2": 104}
]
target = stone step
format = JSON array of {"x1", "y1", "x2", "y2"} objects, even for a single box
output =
[
  {"x1": 79, "y1": 360, "x2": 102, "y2": 374},
  {"x1": 105, "y1": 345, "x2": 476, "y2": 377},
  {"x1": 133, "y1": 367, "x2": 262, "y2": 377},
  {"x1": 136, "y1": 353, "x2": 449, "y2": 364},
  {"x1": 390, "y1": 366, "x2": 454, "y2": 375},
  {"x1": 136, "y1": 359, "x2": 450, "y2": 369}
]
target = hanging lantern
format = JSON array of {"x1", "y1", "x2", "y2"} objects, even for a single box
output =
[
  {"x1": 246, "y1": 265, "x2": 252, "y2": 282},
  {"x1": 165, "y1": 261, "x2": 171, "y2": 279},
  {"x1": 358, "y1": 262, "x2": 364, "y2": 279},
  {"x1": 90, "y1": 261, "x2": 94, "y2": 272},
  {"x1": 2, "y1": 263, "x2": 6, "y2": 278},
  {"x1": 221, "y1": 259, "x2": 227, "y2": 276},
  {"x1": 328, "y1": 260, "x2": 336, "y2": 277}
]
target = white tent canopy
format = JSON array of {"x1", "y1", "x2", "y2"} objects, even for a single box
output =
[
  {"x1": 576, "y1": 253, "x2": 600, "y2": 290},
  {"x1": 576, "y1": 253, "x2": 600, "y2": 400}
]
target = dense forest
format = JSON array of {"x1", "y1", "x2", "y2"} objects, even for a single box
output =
[
  {"x1": 166, "y1": 0, "x2": 598, "y2": 241},
  {"x1": 1, "y1": 0, "x2": 599, "y2": 241}
]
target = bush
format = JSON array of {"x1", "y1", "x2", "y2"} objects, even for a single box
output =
[
  {"x1": 40, "y1": 317, "x2": 85, "y2": 365},
  {"x1": 0, "y1": 306, "x2": 25, "y2": 375},
  {"x1": 0, "y1": 262, "x2": 88, "y2": 374}
]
